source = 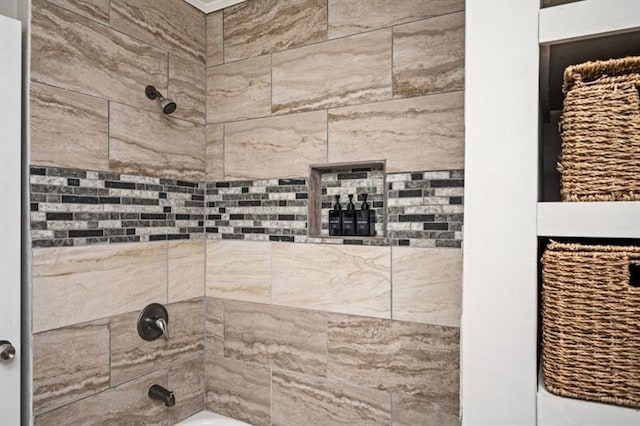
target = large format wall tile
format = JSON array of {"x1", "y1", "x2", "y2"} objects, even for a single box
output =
[
  {"x1": 169, "y1": 356, "x2": 205, "y2": 424},
  {"x1": 327, "y1": 315, "x2": 460, "y2": 405},
  {"x1": 206, "y1": 11, "x2": 224, "y2": 66},
  {"x1": 206, "y1": 124, "x2": 224, "y2": 181},
  {"x1": 328, "y1": 0, "x2": 464, "y2": 38},
  {"x1": 272, "y1": 29, "x2": 392, "y2": 114},
  {"x1": 46, "y1": 0, "x2": 109, "y2": 24},
  {"x1": 35, "y1": 371, "x2": 167, "y2": 425},
  {"x1": 31, "y1": 0, "x2": 167, "y2": 111},
  {"x1": 33, "y1": 320, "x2": 110, "y2": 415},
  {"x1": 272, "y1": 243, "x2": 391, "y2": 318},
  {"x1": 272, "y1": 370, "x2": 392, "y2": 426},
  {"x1": 223, "y1": 0, "x2": 327, "y2": 62},
  {"x1": 30, "y1": 82, "x2": 109, "y2": 171},
  {"x1": 109, "y1": 102, "x2": 206, "y2": 181},
  {"x1": 205, "y1": 355, "x2": 271, "y2": 426},
  {"x1": 206, "y1": 298, "x2": 225, "y2": 357},
  {"x1": 224, "y1": 301, "x2": 327, "y2": 376},
  {"x1": 169, "y1": 55, "x2": 206, "y2": 125},
  {"x1": 206, "y1": 240, "x2": 271, "y2": 303},
  {"x1": 111, "y1": 299, "x2": 204, "y2": 386},
  {"x1": 32, "y1": 242, "x2": 167, "y2": 332},
  {"x1": 111, "y1": 0, "x2": 206, "y2": 64},
  {"x1": 393, "y1": 12, "x2": 465, "y2": 98},
  {"x1": 393, "y1": 393, "x2": 460, "y2": 426},
  {"x1": 392, "y1": 247, "x2": 462, "y2": 326},
  {"x1": 224, "y1": 110, "x2": 327, "y2": 180},
  {"x1": 168, "y1": 240, "x2": 205, "y2": 303},
  {"x1": 207, "y1": 55, "x2": 271, "y2": 123},
  {"x1": 328, "y1": 92, "x2": 464, "y2": 172}
]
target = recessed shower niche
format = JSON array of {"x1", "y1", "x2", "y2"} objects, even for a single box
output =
[{"x1": 308, "y1": 161, "x2": 387, "y2": 240}]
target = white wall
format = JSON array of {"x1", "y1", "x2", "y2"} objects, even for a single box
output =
[{"x1": 462, "y1": 1, "x2": 539, "y2": 425}]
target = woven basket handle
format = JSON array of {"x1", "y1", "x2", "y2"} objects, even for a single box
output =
[
  {"x1": 630, "y1": 258, "x2": 640, "y2": 290},
  {"x1": 563, "y1": 56, "x2": 640, "y2": 93}
]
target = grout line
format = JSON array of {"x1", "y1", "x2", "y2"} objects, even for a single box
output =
[
  {"x1": 390, "y1": 26, "x2": 394, "y2": 97},
  {"x1": 206, "y1": 87, "x2": 464, "y2": 127},
  {"x1": 214, "y1": 8, "x2": 463, "y2": 68}
]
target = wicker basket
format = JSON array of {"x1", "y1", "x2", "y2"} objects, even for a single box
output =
[
  {"x1": 559, "y1": 56, "x2": 640, "y2": 201},
  {"x1": 541, "y1": 241, "x2": 640, "y2": 408}
]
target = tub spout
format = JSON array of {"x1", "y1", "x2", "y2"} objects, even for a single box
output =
[{"x1": 149, "y1": 384, "x2": 175, "y2": 407}]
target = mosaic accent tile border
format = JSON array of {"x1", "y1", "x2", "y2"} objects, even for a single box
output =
[
  {"x1": 30, "y1": 166, "x2": 464, "y2": 248},
  {"x1": 387, "y1": 170, "x2": 464, "y2": 248},
  {"x1": 206, "y1": 170, "x2": 464, "y2": 247},
  {"x1": 30, "y1": 166, "x2": 204, "y2": 248}
]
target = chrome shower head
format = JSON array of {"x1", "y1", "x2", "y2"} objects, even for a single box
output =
[{"x1": 145, "y1": 85, "x2": 176, "y2": 115}]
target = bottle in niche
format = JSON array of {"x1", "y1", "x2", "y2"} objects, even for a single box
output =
[
  {"x1": 356, "y1": 193, "x2": 376, "y2": 236},
  {"x1": 329, "y1": 195, "x2": 342, "y2": 236},
  {"x1": 341, "y1": 194, "x2": 357, "y2": 236}
]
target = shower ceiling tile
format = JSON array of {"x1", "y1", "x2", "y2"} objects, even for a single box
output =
[{"x1": 184, "y1": 0, "x2": 246, "y2": 14}]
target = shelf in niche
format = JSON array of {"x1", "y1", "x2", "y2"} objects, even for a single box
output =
[
  {"x1": 539, "y1": 29, "x2": 640, "y2": 202},
  {"x1": 537, "y1": 201, "x2": 640, "y2": 238},
  {"x1": 308, "y1": 160, "x2": 387, "y2": 239},
  {"x1": 537, "y1": 365, "x2": 640, "y2": 426}
]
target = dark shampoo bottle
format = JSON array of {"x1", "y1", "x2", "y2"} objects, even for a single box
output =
[
  {"x1": 341, "y1": 194, "x2": 357, "y2": 236},
  {"x1": 356, "y1": 193, "x2": 376, "y2": 236},
  {"x1": 329, "y1": 195, "x2": 342, "y2": 236}
]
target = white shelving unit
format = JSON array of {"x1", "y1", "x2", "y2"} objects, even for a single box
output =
[
  {"x1": 537, "y1": 202, "x2": 640, "y2": 238},
  {"x1": 462, "y1": 1, "x2": 640, "y2": 425},
  {"x1": 537, "y1": 1, "x2": 640, "y2": 425}
]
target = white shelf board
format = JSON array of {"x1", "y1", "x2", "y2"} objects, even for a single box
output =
[
  {"x1": 537, "y1": 202, "x2": 640, "y2": 238},
  {"x1": 539, "y1": 0, "x2": 640, "y2": 45},
  {"x1": 538, "y1": 367, "x2": 640, "y2": 426}
]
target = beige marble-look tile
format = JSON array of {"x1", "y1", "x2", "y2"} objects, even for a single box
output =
[
  {"x1": 393, "y1": 12, "x2": 465, "y2": 98},
  {"x1": 327, "y1": 315, "x2": 460, "y2": 405},
  {"x1": 35, "y1": 370, "x2": 167, "y2": 426},
  {"x1": 272, "y1": 370, "x2": 391, "y2": 426},
  {"x1": 206, "y1": 11, "x2": 224, "y2": 67},
  {"x1": 393, "y1": 392, "x2": 460, "y2": 426},
  {"x1": 111, "y1": 299, "x2": 204, "y2": 386},
  {"x1": 224, "y1": 110, "x2": 327, "y2": 180},
  {"x1": 46, "y1": 0, "x2": 109, "y2": 24},
  {"x1": 328, "y1": 0, "x2": 464, "y2": 38},
  {"x1": 169, "y1": 356, "x2": 205, "y2": 425},
  {"x1": 272, "y1": 243, "x2": 391, "y2": 318},
  {"x1": 206, "y1": 298, "x2": 224, "y2": 357},
  {"x1": 30, "y1": 82, "x2": 108, "y2": 171},
  {"x1": 32, "y1": 242, "x2": 167, "y2": 333},
  {"x1": 223, "y1": 0, "x2": 327, "y2": 62},
  {"x1": 224, "y1": 301, "x2": 327, "y2": 376},
  {"x1": 205, "y1": 240, "x2": 271, "y2": 303},
  {"x1": 207, "y1": 55, "x2": 271, "y2": 124},
  {"x1": 169, "y1": 55, "x2": 206, "y2": 125},
  {"x1": 392, "y1": 247, "x2": 462, "y2": 327},
  {"x1": 328, "y1": 92, "x2": 464, "y2": 172},
  {"x1": 111, "y1": 0, "x2": 206, "y2": 64},
  {"x1": 31, "y1": 0, "x2": 167, "y2": 111},
  {"x1": 272, "y1": 29, "x2": 392, "y2": 114},
  {"x1": 33, "y1": 320, "x2": 110, "y2": 415},
  {"x1": 205, "y1": 355, "x2": 271, "y2": 426},
  {"x1": 109, "y1": 102, "x2": 206, "y2": 181},
  {"x1": 169, "y1": 240, "x2": 205, "y2": 303},
  {"x1": 206, "y1": 124, "x2": 224, "y2": 181}
]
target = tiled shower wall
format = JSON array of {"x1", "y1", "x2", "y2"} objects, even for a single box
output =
[
  {"x1": 203, "y1": 0, "x2": 465, "y2": 425},
  {"x1": 29, "y1": 0, "x2": 207, "y2": 424},
  {"x1": 29, "y1": 0, "x2": 465, "y2": 425}
]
